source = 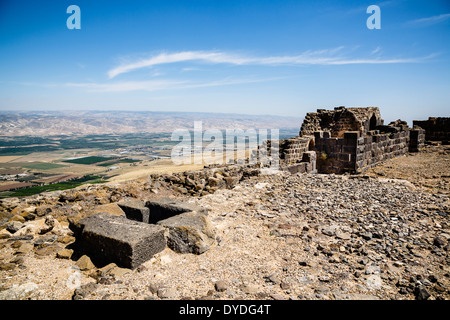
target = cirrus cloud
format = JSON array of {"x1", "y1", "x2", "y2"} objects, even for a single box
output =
[
  {"x1": 66, "y1": 76, "x2": 285, "y2": 93},
  {"x1": 407, "y1": 13, "x2": 450, "y2": 26},
  {"x1": 107, "y1": 47, "x2": 430, "y2": 79}
]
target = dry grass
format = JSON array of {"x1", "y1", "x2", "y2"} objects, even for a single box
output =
[
  {"x1": 0, "y1": 156, "x2": 24, "y2": 163},
  {"x1": 9, "y1": 149, "x2": 99, "y2": 163},
  {"x1": 106, "y1": 148, "x2": 257, "y2": 183},
  {"x1": 106, "y1": 159, "x2": 204, "y2": 183},
  {"x1": 45, "y1": 165, "x2": 106, "y2": 175}
]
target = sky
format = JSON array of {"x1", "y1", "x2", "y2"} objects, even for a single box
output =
[{"x1": 0, "y1": 0, "x2": 449, "y2": 124}]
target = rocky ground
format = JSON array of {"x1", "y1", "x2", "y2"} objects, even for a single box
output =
[
  {"x1": 366, "y1": 143, "x2": 450, "y2": 196},
  {"x1": 0, "y1": 144, "x2": 449, "y2": 300}
]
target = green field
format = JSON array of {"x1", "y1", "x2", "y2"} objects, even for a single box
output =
[
  {"x1": 0, "y1": 133, "x2": 174, "y2": 156},
  {"x1": 62, "y1": 156, "x2": 111, "y2": 165},
  {"x1": 22, "y1": 162, "x2": 68, "y2": 170},
  {"x1": 0, "y1": 175, "x2": 106, "y2": 198},
  {"x1": 96, "y1": 158, "x2": 141, "y2": 167}
]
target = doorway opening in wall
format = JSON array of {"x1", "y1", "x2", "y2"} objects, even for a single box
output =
[
  {"x1": 370, "y1": 114, "x2": 377, "y2": 131},
  {"x1": 308, "y1": 138, "x2": 315, "y2": 150}
]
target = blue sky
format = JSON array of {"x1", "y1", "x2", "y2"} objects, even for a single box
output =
[{"x1": 0, "y1": 0, "x2": 449, "y2": 124}]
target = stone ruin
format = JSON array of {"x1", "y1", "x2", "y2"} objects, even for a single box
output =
[
  {"x1": 277, "y1": 106, "x2": 426, "y2": 174},
  {"x1": 413, "y1": 117, "x2": 450, "y2": 145},
  {"x1": 69, "y1": 198, "x2": 215, "y2": 269},
  {"x1": 68, "y1": 107, "x2": 446, "y2": 270}
]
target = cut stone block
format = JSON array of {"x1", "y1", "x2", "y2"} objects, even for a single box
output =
[
  {"x1": 93, "y1": 203, "x2": 126, "y2": 217},
  {"x1": 286, "y1": 163, "x2": 306, "y2": 174},
  {"x1": 157, "y1": 210, "x2": 215, "y2": 254},
  {"x1": 145, "y1": 198, "x2": 207, "y2": 224},
  {"x1": 117, "y1": 199, "x2": 150, "y2": 223},
  {"x1": 73, "y1": 213, "x2": 166, "y2": 269}
]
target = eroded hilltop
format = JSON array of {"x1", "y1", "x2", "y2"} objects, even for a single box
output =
[{"x1": 0, "y1": 144, "x2": 449, "y2": 300}]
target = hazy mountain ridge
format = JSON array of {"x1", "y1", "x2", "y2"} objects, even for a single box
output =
[{"x1": 0, "y1": 111, "x2": 302, "y2": 136}]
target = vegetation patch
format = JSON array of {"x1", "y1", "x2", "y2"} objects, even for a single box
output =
[
  {"x1": 96, "y1": 158, "x2": 141, "y2": 167},
  {"x1": 0, "y1": 175, "x2": 106, "y2": 198},
  {"x1": 62, "y1": 156, "x2": 112, "y2": 165},
  {"x1": 22, "y1": 162, "x2": 68, "y2": 170}
]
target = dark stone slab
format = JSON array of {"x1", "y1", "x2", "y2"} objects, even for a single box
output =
[
  {"x1": 73, "y1": 213, "x2": 166, "y2": 269},
  {"x1": 117, "y1": 199, "x2": 150, "y2": 223},
  {"x1": 157, "y1": 211, "x2": 215, "y2": 255},
  {"x1": 145, "y1": 198, "x2": 207, "y2": 224}
]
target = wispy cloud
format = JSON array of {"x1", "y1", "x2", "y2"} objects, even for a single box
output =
[
  {"x1": 66, "y1": 76, "x2": 283, "y2": 93},
  {"x1": 108, "y1": 48, "x2": 430, "y2": 79},
  {"x1": 371, "y1": 46, "x2": 382, "y2": 55},
  {"x1": 407, "y1": 13, "x2": 450, "y2": 26},
  {"x1": 66, "y1": 80, "x2": 188, "y2": 92},
  {"x1": 181, "y1": 67, "x2": 200, "y2": 72}
]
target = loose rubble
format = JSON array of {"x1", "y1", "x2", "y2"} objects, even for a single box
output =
[{"x1": 0, "y1": 145, "x2": 448, "y2": 300}]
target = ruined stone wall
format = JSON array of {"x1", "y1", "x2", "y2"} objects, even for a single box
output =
[
  {"x1": 409, "y1": 128, "x2": 426, "y2": 152},
  {"x1": 314, "y1": 131, "x2": 358, "y2": 174},
  {"x1": 280, "y1": 107, "x2": 429, "y2": 175},
  {"x1": 299, "y1": 106, "x2": 383, "y2": 138},
  {"x1": 283, "y1": 151, "x2": 317, "y2": 174},
  {"x1": 413, "y1": 117, "x2": 450, "y2": 143},
  {"x1": 355, "y1": 130, "x2": 409, "y2": 172},
  {"x1": 332, "y1": 111, "x2": 361, "y2": 138},
  {"x1": 314, "y1": 129, "x2": 411, "y2": 174},
  {"x1": 153, "y1": 163, "x2": 262, "y2": 197},
  {"x1": 258, "y1": 136, "x2": 317, "y2": 174},
  {"x1": 279, "y1": 137, "x2": 311, "y2": 164}
]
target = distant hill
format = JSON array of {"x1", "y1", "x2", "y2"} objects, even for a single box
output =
[{"x1": 0, "y1": 110, "x2": 301, "y2": 136}]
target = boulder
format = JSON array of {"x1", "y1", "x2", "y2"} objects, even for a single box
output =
[
  {"x1": 214, "y1": 280, "x2": 228, "y2": 292},
  {"x1": 207, "y1": 176, "x2": 225, "y2": 188},
  {"x1": 8, "y1": 215, "x2": 26, "y2": 223},
  {"x1": 0, "y1": 282, "x2": 39, "y2": 300},
  {"x1": 224, "y1": 176, "x2": 239, "y2": 189},
  {"x1": 38, "y1": 215, "x2": 56, "y2": 235},
  {"x1": 56, "y1": 248, "x2": 74, "y2": 259},
  {"x1": 95, "y1": 262, "x2": 131, "y2": 279},
  {"x1": 14, "y1": 219, "x2": 46, "y2": 237},
  {"x1": 35, "y1": 205, "x2": 52, "y2": 217},
  {"x1": 75, "y1": 255, "x2": 96, "y2": 271},
  {"x1": 6, "y1": 221, "x2": 23, "y2": 234}
]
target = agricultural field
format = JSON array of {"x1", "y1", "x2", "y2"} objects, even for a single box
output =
[
  {"x1": 0, "y1": 133, "x2": 176, "y2": 197},
  {"x1": 62, "y1": 156, "x2": 113, "y2": 165},
  {"x1": 0, "y1": 129, "x2": 298, "y2": 197},
  {"x1": 0, "y1": 175, "x2": 105, "y2": 198},
  {"x1": 96, "y1": 158, "x2": 141, "y2": 167},
  {"x1": 0, "y1": 133, "x2": 173, "y2": 156},
  {"x1": 0, "y1": 156, "x2": 23, "y2": 163},
  {"x1": 21, "y1": 162, "x2": 68, "y2": 170}
]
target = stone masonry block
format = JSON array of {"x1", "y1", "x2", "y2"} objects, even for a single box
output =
[
  {"x1": 72, "y1": 213, "x2": 166, "y2": 269},
  {"x1": 117, "y1": 199, "x2": 150, "y2": 223},
  {"x1": 302, "y1": 151, "x2": 316, "y2": 163},
  {"x1": 286, "y1": 163, "x2": 306, "y2": 174},
  {"x1": 344, "y1": 131, "x2": 360, "y2": 140},
  {"x1": 157, "y1": 211, "x2": 215, "y2": 255},
  {"x1": 145, "y1": 198, "x2": 207, "y2": 224}
]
